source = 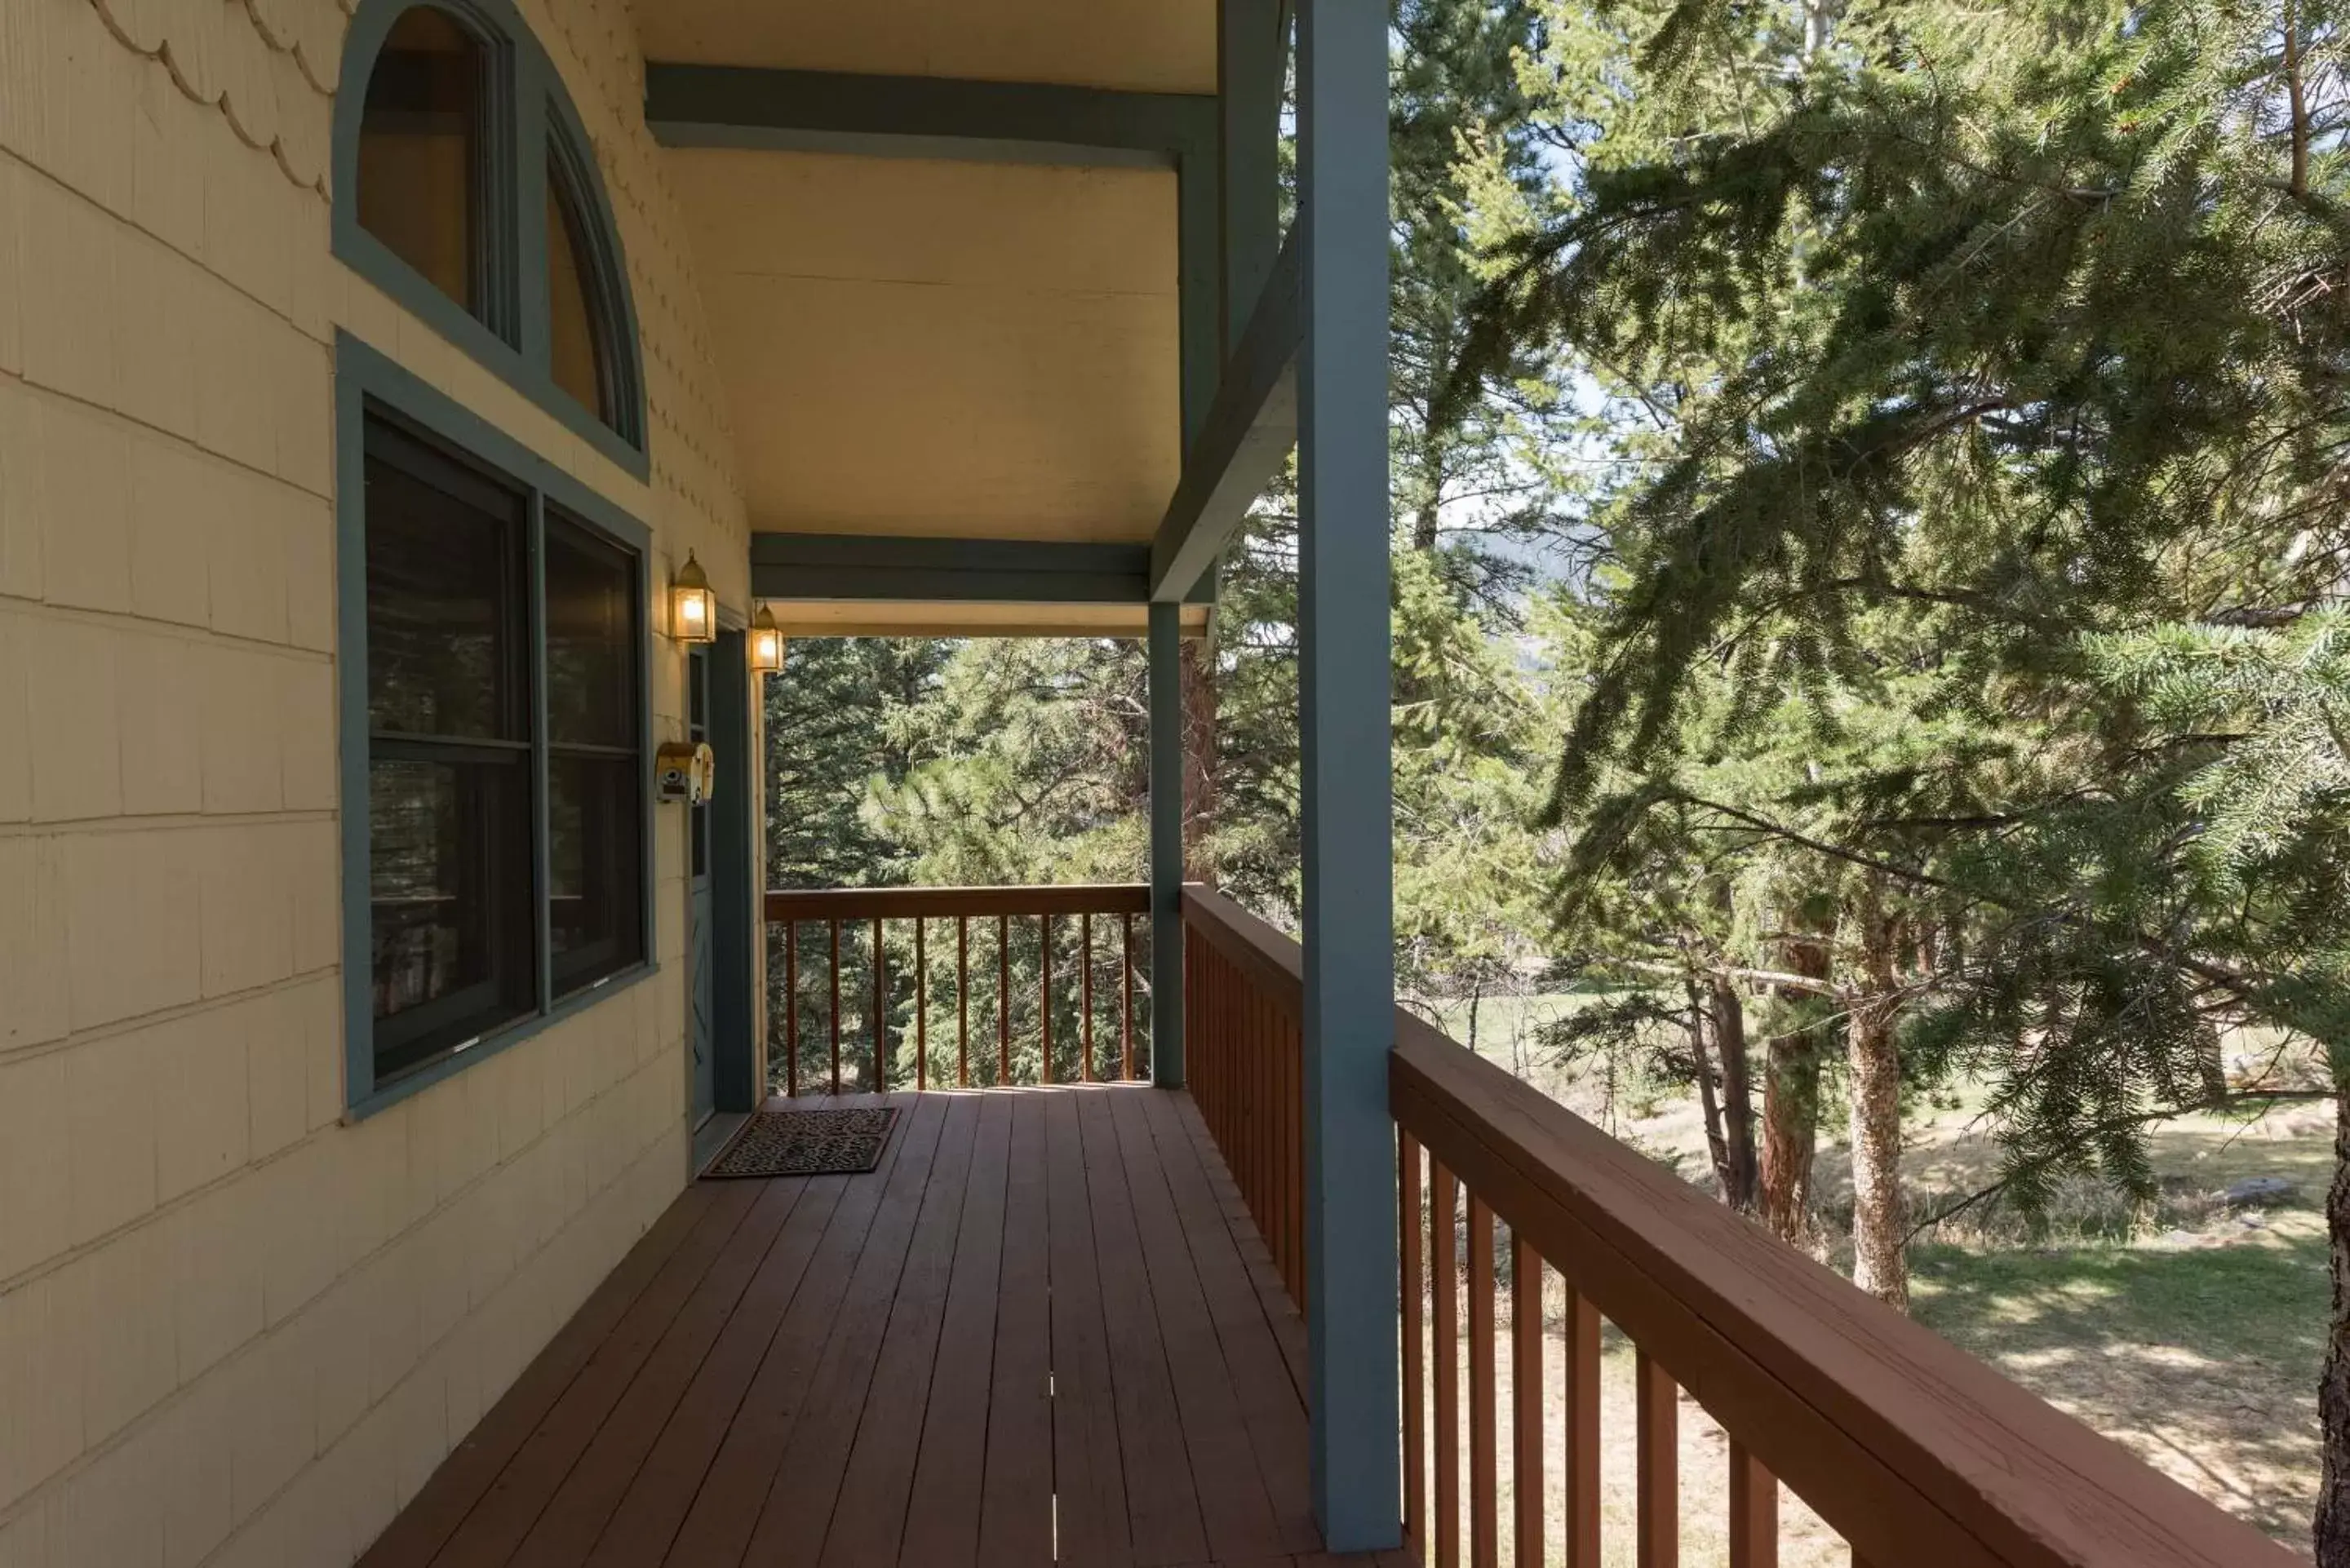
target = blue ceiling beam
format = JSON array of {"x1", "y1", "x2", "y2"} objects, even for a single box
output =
[
  {"x1": 1149, "y1": 228, "x2": 1301, "y2": 600},
  {"x1": 644, "y1": 64, "x2": 1216, "y2": 170}
]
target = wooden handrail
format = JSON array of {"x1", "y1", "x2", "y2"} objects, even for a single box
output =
[
  {"x1": 1182, "y1": 885, "x2": 1308, "y2": 1309},
  {"x1": 1181, "y1": 884, "x2": 1303, "y2": 1012},
  {"x1": 767, "y1": 884, "x2": 1151, "y2": 1093},
  {"x1": 766, "y1": 883, "x2": 1149, "y2": 921},
  {"x1": 1392, "y1": 1013, "x2": 2299, "y2": 1568},
  {"x1": 1181, "y1": 882, "x2": 2294, "y2": 1567}
]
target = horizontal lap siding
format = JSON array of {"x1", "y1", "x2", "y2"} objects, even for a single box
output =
[{"x1": 0, "y1": 0, "x2": 752, "y2": 1564}]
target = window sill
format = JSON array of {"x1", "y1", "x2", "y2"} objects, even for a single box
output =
[{"x1": 344, "y1": 958, "x2": 660, "y2": 1123}]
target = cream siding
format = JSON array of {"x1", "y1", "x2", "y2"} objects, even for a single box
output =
[
  {"x1": 638, "y1": 0, "x2": 1219, "y2": 95},
  {"x1": 0, "y1": 1, "x2": 753, "y2": 1565}
]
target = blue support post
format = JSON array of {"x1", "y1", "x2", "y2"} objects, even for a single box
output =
[
  {"x1": 1147, "y1": 600, "x2": 1186, "y2": 1087},
  {"x1": 1296, "y1": 0, "x2": 1398, "y2": 1549}
]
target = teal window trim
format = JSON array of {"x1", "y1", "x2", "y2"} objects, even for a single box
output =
[
  {"x1": 336, "y1": 329, "x2": 659, "y2": 1122},
  {"x1": 335, "y1": 0, "x2": 650, "y2": 481}
]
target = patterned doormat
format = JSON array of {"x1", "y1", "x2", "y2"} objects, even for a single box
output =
[{"x1": 701, "y1": 1107, "x2": 899, "y2": 1179}]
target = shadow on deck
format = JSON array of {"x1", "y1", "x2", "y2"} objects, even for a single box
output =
[{"x1": 357, "y1": 1084, "x2": 1404, "y2": 1567}]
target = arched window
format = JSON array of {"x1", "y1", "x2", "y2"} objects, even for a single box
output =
[
  {"x1": 548, "y1": 133, "x2": 621, "y2": 427},
  {"x1": 335, "y1": 0, "x2": 646, "y2": 473},
  {"x1": 356, "y1": 7, "x2": 486, "y2": 317}
]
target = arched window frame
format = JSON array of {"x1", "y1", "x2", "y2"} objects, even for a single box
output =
[{"x1": 334, "y1": 0, "x2": 648, "y2": 478}]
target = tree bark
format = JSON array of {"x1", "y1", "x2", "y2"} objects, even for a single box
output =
[
  {"x1": 1759, "y1": 914, "x2": 1835, "y2": 1246},
  {"x1": 1847, "y1": 876, "x2": 1909, "y2": 1308},
  {"x1": 1179, "y1": 636, "x2": 1218, "y2": 880},
  {"x1": 1714, "y1": 977, "x2": 1760, "y2": 1211},
  {"x1": 2315, "y1": 1076, "x2": 2350, "y2": 1563},
  {"x1": 1688, "y1": 981, "x2": 1732, "y2": 1201}
]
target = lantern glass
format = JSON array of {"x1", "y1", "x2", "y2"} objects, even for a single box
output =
[
  {"x1": 672, "y1": 551, "x2": 716, "y2": 644},
  {"x1": 750, "y1": 609, "x2": 784, "y2": 674}
]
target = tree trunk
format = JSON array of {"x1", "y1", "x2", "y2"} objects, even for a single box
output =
[
  {"x1": 1179, "y1": 636, "x2": 1218, "y2": 880},
  {"x1": 1759, "y1": 914, "x2": 1835, "y2": 1246},
  {"x1": 1713, "y1": 977, "x2": 1760, "y2": 1211},
  {"x1": 1687, "y1": 981, "x2": 1733, "y2": 1200},
  {"x1": 1760, "y1": 1034, "x2": 1823, "y2": 1243},
  {"x1": 1847, "y1": 877, "x2": 1908, "y2": 1308},
  {"x1": 2315, "y1": 1077, "x2": 2350, "y2": 1563}
]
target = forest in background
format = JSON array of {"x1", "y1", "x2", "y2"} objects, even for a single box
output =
[{"x1": 768, "y1": 0, "x2": 2350, "y2": 1552}]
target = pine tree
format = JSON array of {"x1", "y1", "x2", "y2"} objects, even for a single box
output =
[{"x1": 1448, "y1": 0, "x2": 2350, "y2": 1532}]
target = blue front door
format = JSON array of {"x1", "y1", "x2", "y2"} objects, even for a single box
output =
[{"x1": 687, "y1": 644, "x2": 716, "y2": 1126}]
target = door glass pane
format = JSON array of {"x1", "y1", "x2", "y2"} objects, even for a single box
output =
[
  {"x1": 550, "y1": 754, "x2": 644, "y2": 987},
  {"x1": 357, "y1": 6, "x2": 483, "y2": 314},
  {"x1": 365, "y1": 429, "x2": 525, "y2": 740},
  {"x1": 548, "y1": 153, "x2": 615, "y2": 426},
  {"x1": 545, "y1": 514, "x2": 636, "y2": 747},
  {"x1": 369, "y1": 755, "x2": 533, "y2": 1055}
]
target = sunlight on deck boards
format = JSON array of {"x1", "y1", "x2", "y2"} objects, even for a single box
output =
[{"x1": 355, "y1": 1085, "x2": 1407, "y2": 1568}]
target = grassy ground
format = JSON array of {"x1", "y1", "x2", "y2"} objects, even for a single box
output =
[{"x1": 1422, "y1": 993, "x2": 2334, "y2": 1560}]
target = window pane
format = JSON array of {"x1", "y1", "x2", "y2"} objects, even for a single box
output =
[
  {"x1": 545, "y1": 514, "x2": 636, "y2": 747},
  {"x1": 550, "y1": 754, "x2": 644, "y2": 990},
  {"x1": 366, "y1": 423, "x2": 526, "y2": 740},
  {"x1": 548, "y1": 153, "x2": 615, "y2": 427},
  {"x1": 370, "y1": 755, "x2": 534, "y2": 1071},
  {"x1": 357, "y1": 6, "x2": 482, "y2": 314}
]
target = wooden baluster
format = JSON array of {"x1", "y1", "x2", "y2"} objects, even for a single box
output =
[
  {"x1": 1202, "y1": 943, "x2": 1217, "y2": 1133},
  {"x1": 1081, "y1": 911, "x2": 1095, "y2": 1082},
  {"x1": 1269, "y1": 1006, "x2": 1283, "y2": 1285},
  {"x1": 1636, "y1": 1349, "x2": 1678, "y2": 1568},
  {"x1": 1288, "y1": 1017, "x2": 1304, "y2": 1304},
  {"x1": 1257, "y1": 995, "x2": 1272, "y2": 1241},
  {"x1": 1729, "y1": 1442, "x2": 1777, "y2": 1568},
  {"x1": 997, "y1": 914, "x2": 1011, "y2": 1085},
  {"x1": 1432, "y1": 1161, "x2": 1461, "y2": 1568},
  {"x1": 1512, "y1": 1234, "x2": 1544, "y2": 1568},
  {"x1": 915, "y1": 917, "x2": 928, "y2": 1092},
  {"x1": 1121, "y1": 913, "x2": 1135, "y2": 1079},
  {"x1": 828, "y1": 919, "x2": 842, "y2": 1096},
  {"x1": 1040, "y1": 915, "x2": 1053, "y2": 1084},
  {"x1": 1563, "y1": 1287, "x2": 1600, "y2": 1568},
  {"x1": 1205, "y1": 946, "x2": 1220, "y2": 1136},
  {"x1": 956, "y1": 916, "x2": 969, "y2": 1087},
  {"x1": 872, "y1": 915, "x2": 886, "y2": 1093},
  {"x1": 1401, "y1": 1133, "x2": 1428, "y2": 1561},
  {"x1": 784, "y1": 922, "x2": 799, "y2": 1100},
  {"x1": 1469, "y1": 1196, "x2": 1498, "y2": 1568}
]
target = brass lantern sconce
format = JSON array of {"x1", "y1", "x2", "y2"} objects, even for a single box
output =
[
  {"x1": 671, "y1": 551, "x2": 716, "y2": 644},
  {"x1": 750, "y1": 605, "x2": 784, "y2": 675}
]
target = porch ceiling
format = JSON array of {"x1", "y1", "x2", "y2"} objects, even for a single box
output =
[
  {"x1": 635, "y1": 0, "x2": 1217, "y2": 95},
  {"x1": 665, "y1": 148, "x2": 1184, "y2": 546}
]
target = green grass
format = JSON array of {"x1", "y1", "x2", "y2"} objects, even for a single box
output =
[
  {"x1": 1421, "y1": 1006, "x2": 2339, "y2": 1556},
  {"x1": 1910, "y1": 1216, "x2": 2327, "y2": 1544}
]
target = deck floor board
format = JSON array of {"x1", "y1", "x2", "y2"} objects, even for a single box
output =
[{"x1": 362, "y1": 1086, "x2": 1393, "y2": 1568}]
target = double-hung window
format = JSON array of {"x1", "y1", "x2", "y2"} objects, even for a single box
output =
[{"x1": 361, "y1": 406, "x2": 647, "y2": 1087}]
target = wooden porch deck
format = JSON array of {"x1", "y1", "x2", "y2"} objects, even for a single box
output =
[{"x1": 358, "y1": 1084, "x2": 1406, "y2": 1568}]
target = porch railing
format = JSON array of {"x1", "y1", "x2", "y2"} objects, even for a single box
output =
[
  {"x1": 1176, "y1": 885, "x2": 2297, "y2": 1568},
  {"x1": 1183, "y1": 886, "x2": 1308, "y2": 1312},
  {"x1": 765, "y1": 884, "x2": 1151, "y2": 1096}
]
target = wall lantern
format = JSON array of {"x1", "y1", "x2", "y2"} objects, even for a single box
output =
[
  {"x1": 671, "y1": 551, "x2": 716, "y2": 644},
  {"x1": 750, "y1": 605, "x2": 784, "y2": 674}
]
